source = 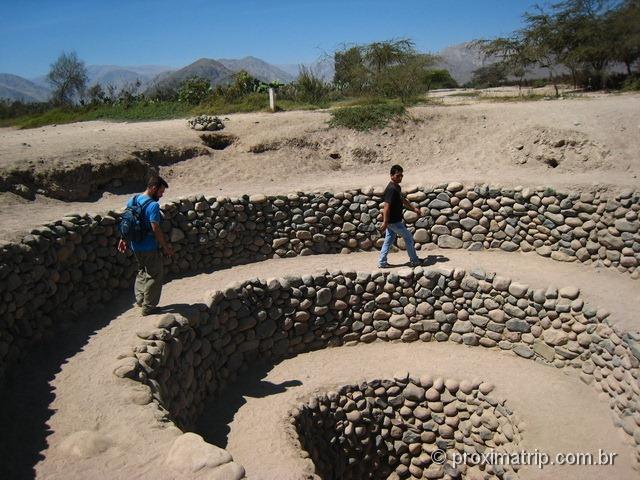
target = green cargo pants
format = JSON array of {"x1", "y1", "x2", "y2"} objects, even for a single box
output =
[{"x1": 133, "y1": 250, "x2": 164, "y2": 313}]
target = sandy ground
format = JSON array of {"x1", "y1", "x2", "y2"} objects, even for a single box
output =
[
  {"x1": 0, "y1": 91, "x2": 639, "y2": 242},
  {"x1": 0, "y1": 250, "x2": 638, "y2": 479},
  {"x1": 202, "y1": 342, "x2": 634, "y2": 480},
  {"x1": 0, "y1": 91, "x2": 639, "y2": 479}
]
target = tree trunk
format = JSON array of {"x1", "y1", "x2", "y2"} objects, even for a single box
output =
[{"x1": 549, "y1": 71, "x2": 558, "y2": 97}]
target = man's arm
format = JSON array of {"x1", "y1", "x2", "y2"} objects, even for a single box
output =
[
  {"x1": 151, "y1": 222, "x2": 175, "y2": 256},
  {"x1": 379, "y1": 202, "x2": 390, "y2": 232},
  {"x1": 402, "y1": 197, "x2": 420, "y2": 215},
  {"x1": 117, "y1": 239, "x2": 128, "y2": 253}
]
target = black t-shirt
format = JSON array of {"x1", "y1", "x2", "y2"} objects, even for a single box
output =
[{"x1": 383, "y1": 182, "x2": 403, "y2": 223}]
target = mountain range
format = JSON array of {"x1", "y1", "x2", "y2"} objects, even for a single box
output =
[
  {"x1": 0, "y1": 74, "x2": 52, "y2": 102},
  {"x1": 0, "y1": 44, "x2": 513, "y2": 103},
  {"x1": 144, "y1": 56, "x2": 295, "y2": 95}
]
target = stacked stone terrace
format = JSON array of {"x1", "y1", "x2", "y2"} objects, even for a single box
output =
[
  {"x1": 1, "y1": 183, "x2": 638, "y2": 378},
  {"x1": 0, "y1": 182, "x2": 639, "y2": 479},
  {"x1": 119, "y1": 266, "x2": 640, "y2": 478}
]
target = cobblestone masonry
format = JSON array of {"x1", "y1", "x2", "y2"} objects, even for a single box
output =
[
  {"x1": 2, "y1": 184, "x2": 638, "y2": 378},
  {"x1": 117, "y1": 267, "x2": 640, "y2": 477},
  {"x1": 293, "y1": 375, "x2": 521, "y2": 479}
]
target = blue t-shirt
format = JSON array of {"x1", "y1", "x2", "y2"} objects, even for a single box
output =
[{"x1": 126, "y1": 194, "x2": 161, "y2": 252}]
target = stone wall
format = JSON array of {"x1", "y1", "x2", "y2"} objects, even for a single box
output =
[
  {"x1": 293, "y1": 375, "x2": 521, "y2": 479},
  {"x1": 2, "y1": 183, "x2": 639, "y2": 380},
  {"x1": 117, "y1": 267, "x2": 640, "y2": 472}
]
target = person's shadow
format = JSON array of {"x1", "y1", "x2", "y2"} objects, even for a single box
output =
[
  {"x1": 418, "y1": 254, "x2": 449, "y2": 266},
  {"x1": 196, "y1": 361, "x2": 302, "y2": 448}
]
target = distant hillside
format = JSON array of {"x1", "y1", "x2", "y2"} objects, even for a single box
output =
[
  {"x1": 27, "y1": 65, "x2": 176, "y2": 96},
  {"x1": 436, "y1": 42, "x2": 488, "y2": 85},
  {"x1": 0, "y1": 74, "x2": 50, "y2": 102},
  {"x1": 276, "y1": 58, "x2": 336, "y2": 82},
  {"x1": 217, "y1": 56, "x2": 295, "y2": 83},
  {"x1": 86, "y1": 65, "x2": 175, "y2": 91},
  {"x1": 146, "y1": 58, "x2": 235, "y2": 94},
  {"x1": 435, "y1": 42, "x2": 592, "y2": 85}
]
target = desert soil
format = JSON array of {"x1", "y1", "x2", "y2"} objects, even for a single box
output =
[
  {"x1": 0, "y1": 90, "x2": 639, "y2": 479},
  {"x1": 0, "y1": 91, "x2": 638, "y2": 242}
]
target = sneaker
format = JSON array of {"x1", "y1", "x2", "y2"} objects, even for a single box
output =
[
  {"x1": 378, "y1": 263, "x2": 391, "y2": 269},
  {"x1": 409, "y1": 260, "x2": 422, "y2": 267},
  {"x1": 135, "y1": 300, "x2": 143, "y2": 308},
  {"x1": 141, "y1": 307, "x2": 158, "y2": 316}
]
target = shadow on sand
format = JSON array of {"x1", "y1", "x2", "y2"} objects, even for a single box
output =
[
  {"x1": 196, "y1": 361, "x2": 302, "y2": 449},
  {"x1": 0, "y1": 251, "x2": 449, "y2": 478},
  {"x1": 0, "y1": 293, "x2": 135, "y2": 480}
]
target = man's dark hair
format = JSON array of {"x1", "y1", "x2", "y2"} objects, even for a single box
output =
[
  {"x1": 390, "y1": 165, "x2": 404, "y2": 175},
  {"x1": 147, "y1": 175, "x2": 168, "y2": 189}
]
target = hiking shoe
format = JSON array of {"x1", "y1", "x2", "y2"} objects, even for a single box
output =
[
  {"x1": 135, "y1": 300, "x2": 143, "y2": 308},
  {"x1": 141, "y1": 307, "x2": 158, "y2": 316},
  {"x1": 409, "y1": 260, "x2": 422, "y2": 267},
  {"x1": 378, "y1": 263, "x2": 391, "y2": 269}
]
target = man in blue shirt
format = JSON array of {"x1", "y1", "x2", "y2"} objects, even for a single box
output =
[{"x1": 118, "y1": 176, "x2": 174, "y2": 315}]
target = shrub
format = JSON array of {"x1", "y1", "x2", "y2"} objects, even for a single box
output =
[
  {"x1": 295, "y1": 66, "x2": 331, "y2": 104},
  {"x1": 622, "y1": 75, "x2": 640, "y2": 91},
  {"x1": 178, "y1": 77, "x2": 212, "y2": 105},
  {"x1": 329, "y1": 103, "x2": 405, "y2": 131}
]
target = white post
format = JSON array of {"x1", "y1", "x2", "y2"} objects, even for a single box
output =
[{"x1": 269, "y1": 88, "x2": 276, "y2": 112}]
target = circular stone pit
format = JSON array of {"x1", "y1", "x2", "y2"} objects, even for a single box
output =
[
  {"x1": 293, "y1": 375, "x2": 521, "y2": 480},
  {"x1": 118, "y1": 265, "x2": 640, "y2": 478}
]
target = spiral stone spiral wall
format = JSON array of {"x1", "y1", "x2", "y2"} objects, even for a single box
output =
[
  {"x1": 117, "y1": 266, "x2": 640, "y2": 476},
  {"x1": 2, "y1": 184, "x2": 638, "y2": 380}
]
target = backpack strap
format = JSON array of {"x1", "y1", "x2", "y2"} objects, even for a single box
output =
[
  {"x1": 138, "y1": 197, "x2": 155, "y2": 229},
  {"x1": 139, "y1": 197, "x2": 154, "y2": 212}
]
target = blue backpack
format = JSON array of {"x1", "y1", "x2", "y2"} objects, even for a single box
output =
[{"x1": 118, "y1": 195, "x2": 154, "y2": 242}]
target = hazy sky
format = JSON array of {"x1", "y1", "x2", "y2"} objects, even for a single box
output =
[{"x1": 0, "y1": 0, "x2": 539, "y2": 78}]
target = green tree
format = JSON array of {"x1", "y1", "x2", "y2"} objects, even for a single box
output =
[
  {"x1": 561, "y1": 0, "x2": 614, "y2": 88},
  {"x1": 295, "y1": 65, "x2": 330, "y2": 104},
  {"x1": 422, "y1": 69, "x2": 458, "y2": 90},
  {"x1": 470, "y1": 63, "x2": 508, "y2": 88},
  {"x1": 87, "y1": 84, "x2": 106, "y2": 104},
  {"x1": 47, "y1": 51, "x2": 88, "y2": 105},
  {"x1": 374, "y1": 53, "x2": 439, "y2": 102},
  {"x1": 476, "y1": 36, "x2": 535, "y2": 93},
  {"x1": 332, "y1": 39, "x2": 442, "y2": 102},
  {"x1": 178, "y1": 77, "x2": 211, "y2": 104},
  {"x1": 524, "y1": 0, "x2": 618, "y2": 91},
  {"x1": 364, "y1": 39, "x2": 416, "y2": 75},
  {"x1": 609, "y1": 0, "x2": 640, "y2": 74},
  {"x1": 334, "y1": 46, "x2": 368, "y2": 93}
]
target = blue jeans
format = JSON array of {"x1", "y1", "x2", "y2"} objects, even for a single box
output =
[{"x1": 379, "y1": 222, "x2": 420, "y2": 265}]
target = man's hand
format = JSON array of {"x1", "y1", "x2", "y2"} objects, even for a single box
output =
[
  {"x1": 379, "y1": 222, "x2": 387, "y2": 233},
  {"x1": 117, "y1": 239, "x2": 128, "y2": 253}
]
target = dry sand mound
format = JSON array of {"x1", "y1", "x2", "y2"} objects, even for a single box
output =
[{"x1": 509, "y1": 126, "x2": 609, "y2": 169}]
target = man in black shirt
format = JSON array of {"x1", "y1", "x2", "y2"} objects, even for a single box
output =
[{"x1": 378, "y1": 164, "x2": 422, "y2": 268}]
